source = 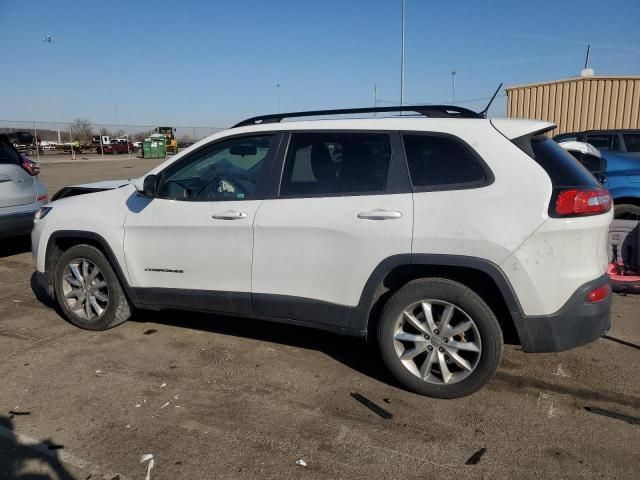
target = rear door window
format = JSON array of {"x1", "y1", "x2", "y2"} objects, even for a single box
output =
[
  {"x1": 585, "y1": 133, "x2": 618, "y2": 151},
  {"x1": 623, "y1": 134, "x2": 640, "y2": 153},
  {"x1": 402, "y1": 134, "x2": 488, "y2": 190},
  {"x1": 280, "y1": 132, "x2": 391, "y2": 196}
]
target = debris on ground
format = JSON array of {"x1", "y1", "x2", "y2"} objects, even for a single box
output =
[
  {"x1": 160, "y1": 383, "x2": 166, "y2": 388},
  {"x1": 141, "y1": 453, "x2": 155, "y2": 480},
  {"x1": 143, "y1": 329, "x2": 157, "y2": 335},
  {"x1": 295, "y1": 459, "x2": 307, "y2": 467},
  {"x1": 350, "y1": 393, "x2": 393, "y2": 419},
  {"x1": 584, "y1": 406, "x2": 640, "y2": 425},
  {"x1": 602, "y1": 334, "x2": 640, "y2": 350},
  {"x1": 552, "y1": 364, "x2": 569, "y2": 378},
  {"x1": 465, "y1": 447, "x2": 487, "y2": 465},
  {"x1": 160, "y1": 402, "x2": 170, "y2": 409},
  {"x1": 383, "y1": 398, "x2": 392, "y2": 404},
  {"x1": 8, "y1": 410, "x2": 31, "y2": 416}
]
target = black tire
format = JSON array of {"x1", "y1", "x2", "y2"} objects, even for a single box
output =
[
  {"x1": 54, "y1": 244, "x2": 131, "y2": 331},
  {"x1": 614, "y1": 203, "x2": 640, "y2": 220},
  {"x1": 378, "y1": 278, "x2": 503, "y2": 399}
]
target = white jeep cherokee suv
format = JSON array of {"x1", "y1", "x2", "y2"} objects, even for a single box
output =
[{"x1": 32, "y1": 105, "x2": 613, "y2": 398}]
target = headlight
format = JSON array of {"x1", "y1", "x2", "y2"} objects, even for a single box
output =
[{"x1": 34, "y1": 206, "x2": 53, "y2": 220}]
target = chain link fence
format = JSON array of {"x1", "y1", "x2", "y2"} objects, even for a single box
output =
[{"x1": 0, "y1": 119, "x2": 226, "y2": 160}]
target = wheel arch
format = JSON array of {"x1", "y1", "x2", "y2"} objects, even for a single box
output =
[
  {"x1": 44, "y1": 230, "x2": 139, "y2": 304},
  {"x1": 612, "y1": 196, "x2": 640, "y2": 207},
  {"x1": 351, "y1": 254, "x2": 524, "y2": 345}
]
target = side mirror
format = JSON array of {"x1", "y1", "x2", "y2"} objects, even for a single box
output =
[{"x1": 137, "y1": 174, "x2": 158, "y2": 197}]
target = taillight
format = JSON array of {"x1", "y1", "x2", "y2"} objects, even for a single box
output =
[
  {"x1": 555, "y1": 188, "x2": 611, "y2": 217},
  {"x1": 20, "y1": 157, "x2": 40, "y2": 176},
  {"x1": 586, "y1": 283, "x2": 610, "y2": 303}
]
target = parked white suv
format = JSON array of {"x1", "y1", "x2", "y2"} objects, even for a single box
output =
[{"x1": 32, "y1": 106, "x2": 613, "y2": 398}]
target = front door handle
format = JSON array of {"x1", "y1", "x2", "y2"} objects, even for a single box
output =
[
  {"x1": 357, "y1": 209, "x2": 402, "y2": 220},
  {"x1": 212, "y1": 210, "x2": 248, "y2": 220}
]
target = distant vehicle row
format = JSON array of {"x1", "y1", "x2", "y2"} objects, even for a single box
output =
[{"x1": 553, "y1": 129, "x2": 640, "y2": 159}]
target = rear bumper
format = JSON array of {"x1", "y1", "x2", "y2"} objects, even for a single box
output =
[
  {"x1": 0, "y1": 211, "x2": 36, "y2": 238},
  {"x1": 515, "y1": 274, "x2": 611, "y2": 352}
]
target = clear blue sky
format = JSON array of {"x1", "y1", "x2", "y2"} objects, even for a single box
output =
[{"x1": 1, "y1": 0, "x2": 639, "y2": 128}]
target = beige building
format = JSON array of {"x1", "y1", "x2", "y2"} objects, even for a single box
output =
[{"x1": 506, "y1": 75, "x2": 640, "y2": 135}]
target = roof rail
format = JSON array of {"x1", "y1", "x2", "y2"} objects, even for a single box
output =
[{"x1": 232, "y1": 104, "x2": 482, "y2": 128}]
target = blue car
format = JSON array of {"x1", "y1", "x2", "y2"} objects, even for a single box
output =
[{"x1": 559, "y1": 141, "x2": 640, "y2": 219}]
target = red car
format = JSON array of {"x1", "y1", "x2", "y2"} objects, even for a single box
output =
[{"x1": 95, "y1": 141, "x2": 135, "y2": 154}]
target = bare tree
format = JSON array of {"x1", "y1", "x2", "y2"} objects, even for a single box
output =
[
  {"x1": 131, "y1": 129, "x2": 154, "y2": 142},
  {"x1": 70, "y1": 118, "x2": 94, "y2": 142},
  {"x1": 99, "y1": 126, "x2": 114, "y2": 137}
]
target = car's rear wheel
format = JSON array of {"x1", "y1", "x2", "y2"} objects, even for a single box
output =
[
  {"x1": 378, "y1": 278, "x2": 503, "y2": 399},
  {"x1": 54, "y1": 244, "x2": 131, "y2": 330}
]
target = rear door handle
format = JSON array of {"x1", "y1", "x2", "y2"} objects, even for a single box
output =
[
  {"x1": 357, "y1": 209, "x2": 402, "y2": 220},
  {"x1": 212, "y1": 210, "x2": 248, "y2": 220}
]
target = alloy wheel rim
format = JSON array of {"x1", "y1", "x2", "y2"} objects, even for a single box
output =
[
  {"x1": 393, "y1": 299, "x2": 482, "y2": 385},
  {"x1": 61, "y1": 258, "x2": 109, "y2": 321}
]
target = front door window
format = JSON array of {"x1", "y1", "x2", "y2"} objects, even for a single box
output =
[{"x1": 158, "y1": 135, "x2": 277, "y2": 200}]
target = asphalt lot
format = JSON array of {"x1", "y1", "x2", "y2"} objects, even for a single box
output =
[{"x1": 1, "y1": 157, "x2": 639, "y2": 479}]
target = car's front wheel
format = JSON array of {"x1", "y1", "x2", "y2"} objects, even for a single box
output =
[
  {"x1": 54, "y1": 244, "x2": 131, "y2": 330},
  {"x1": 378, "y1": 278, "x2": 503, "y2": 399}
]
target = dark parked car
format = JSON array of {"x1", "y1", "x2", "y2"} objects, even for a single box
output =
[
  {"x1": 0, "y1": 135, "x2": 47, "y2": 239},
  {"x1": 559, "y1": 140, "x2": 640, "y2": 219},
  {"x1": 96, "y1": 141, "x2": 135, "y2": 154},
  {"x1": 553, "y1": 129, "x2": 640, "y2": 159}
]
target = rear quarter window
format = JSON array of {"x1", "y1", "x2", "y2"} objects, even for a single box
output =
[
  {"x1": 514, "y1": 135, "x2": 599, "y2": 188},
  {"x1": 0, "y1": 143, "x2": 21, "y2": 165}
]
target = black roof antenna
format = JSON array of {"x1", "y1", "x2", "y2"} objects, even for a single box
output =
[{"x1": 478, "y1": 83, "x2": 503, "y2": 118}]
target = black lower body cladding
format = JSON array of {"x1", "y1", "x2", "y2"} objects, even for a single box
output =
[{"x1": 514, "y1": 274, "x2": 611, "y2": 353}]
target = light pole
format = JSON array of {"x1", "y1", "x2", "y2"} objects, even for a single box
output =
[
  {"x1": 276, "y1": 83, "x2": 281, "y2": 113},
  {"x1": 451, "y1": 70, "x2": 456, "y2": 104},
  {"x1": 373, "y1": 84, "x2": 378, "y2": 116},
  {"x1": 400, "y1": 0, "x2": 405, "y2": 106},
  {"x1": 43, "y1": 35, "x2": 61, "y2": 144}
]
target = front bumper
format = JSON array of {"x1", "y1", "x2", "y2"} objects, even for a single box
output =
[
  {"x1": 0, "y1": 211, "x2": 36, "y2": 239},
  {"x1": 515, "y1": 274, "x2": 611, "y2": 352},
  {"x1": 34, "y1": 270, "x2": 54, "y2": 300}
]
